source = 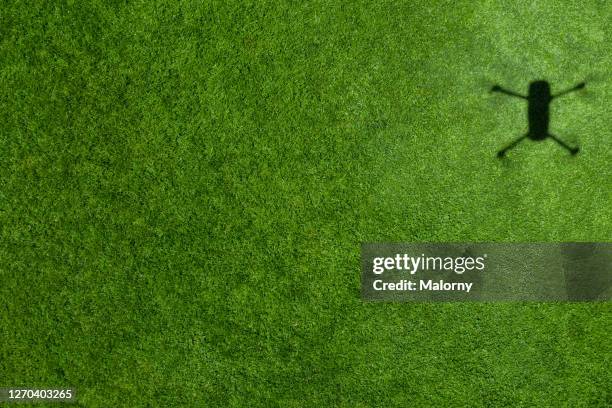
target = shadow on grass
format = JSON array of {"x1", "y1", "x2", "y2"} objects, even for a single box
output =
[{"x1": 490, "y1": 80, "x2": 586, "y2": 158}]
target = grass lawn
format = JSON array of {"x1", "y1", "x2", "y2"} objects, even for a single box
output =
[{"x1": 1, "y1": 0, "x2": 610, "y2": 406}]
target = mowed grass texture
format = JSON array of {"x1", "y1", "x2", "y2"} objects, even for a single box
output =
[{"x1": 1, "y1": 1, "x2": 611, "y2": 407}]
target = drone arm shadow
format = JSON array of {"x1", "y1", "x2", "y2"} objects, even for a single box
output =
[
  {"x1": 549, "y1": 133, "x2": 579, "y2": 154},
  {"x1": 497, "y1": 133, "x2": 528, "y2": 158},
  {"x1": 491, "y1": 86, "x2": 527, "y2": 99},
  {"x1": 553, "y1": 82, "x2": 586, "y2": 99}
]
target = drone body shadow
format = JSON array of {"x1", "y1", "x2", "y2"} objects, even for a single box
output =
[{"x1": 491, "y1": 80, "x2": 585, "y2": 158}]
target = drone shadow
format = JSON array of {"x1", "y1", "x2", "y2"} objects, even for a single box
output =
[{"x1": 491, "y1": 80, "x2": 585, "y2": 158}]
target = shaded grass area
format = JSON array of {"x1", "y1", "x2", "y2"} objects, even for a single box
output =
[{"x1": 0, "y1": 1, "x2": 610, "y2": 406}]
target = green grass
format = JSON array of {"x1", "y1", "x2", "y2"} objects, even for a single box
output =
[{"x1": 1, "y1": 0, "x2": 610, "y2": 406}]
